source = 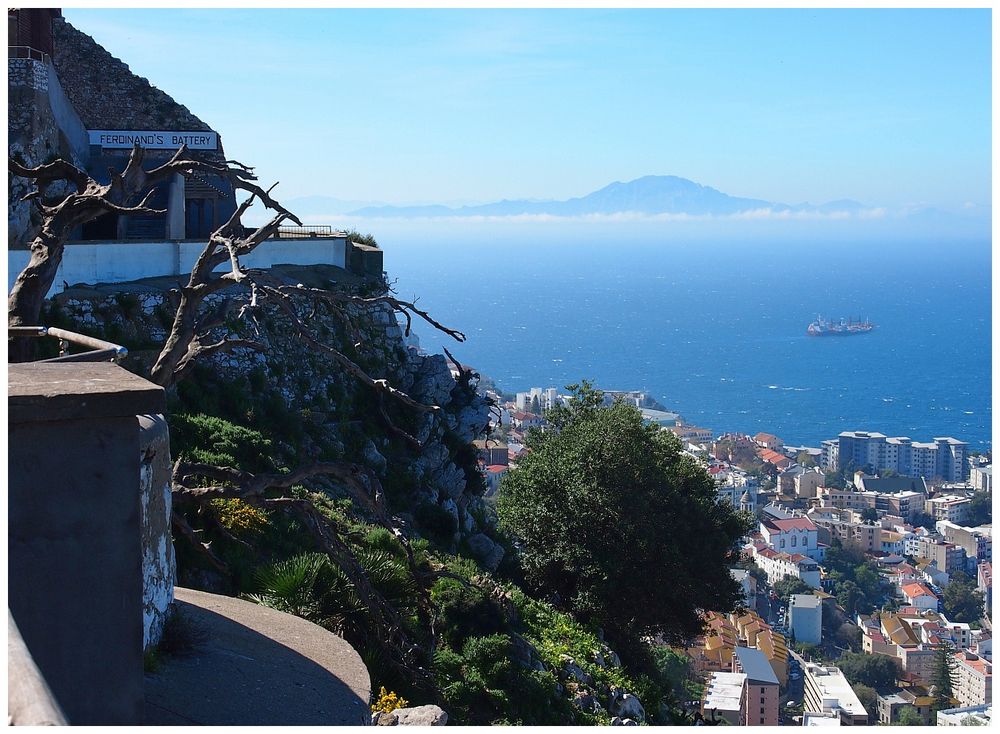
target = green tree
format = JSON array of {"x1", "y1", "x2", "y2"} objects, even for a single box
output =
[
  {"x1": 893, "y1": 705, "x2": 924, "y2": 726},
  {"x1": 851, "y1": 683, "x2": 877, "y2": 724},
  {"x1": 796, "y1": 451, "x2": 817, "y2": 468},
  {"x1": 837, "y1": 651, "x2": 899, "y2": 691},
  {"x1": 942, "y1": 572, "x2": 984, "y2": 624},
  {"x1": 929, "y1": 644, "x2": 957, "y2": 711},
  {"x1": 773, "y1": 577, "x2": 812, "y2": 599},
  {"x1": 966, "y1": 491, "x2": 992, "y2": 526},
  {"x1": 835, "y1": 580, "x2": 865, "y2": 616},
  {"x1": 652, "y1": 647, "x2": 702, "y2": 703},
  {"x1": 497, "y1": 383, "x2": 752, "y2": 646},
  {"x1": 860, "y1": 507, "x2": 879, "y2": 523},
  {"x1": 910, "y1": 511, "x2": 937, "y2": 531},
  {"x1": 529, "y1": 395, "x2": 541, "y2": 415}
]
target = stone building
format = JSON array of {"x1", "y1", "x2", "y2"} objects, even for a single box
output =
[{"x1": 9, "y1": 8, "x2": 236, "y2": 246}]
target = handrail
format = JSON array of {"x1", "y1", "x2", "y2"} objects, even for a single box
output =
[
  {"x1": 8, "y1": 611, "x2": 68, "y2": 725},
  {"x1": 8, "y1": 326, "x2": 128, "y2": 364},
  {"x1": 8, "y1": 46, "x2": 50, "y2": 64},
  {"x1": 276, "y1": 225, "x2": 340, "y2": 239}
]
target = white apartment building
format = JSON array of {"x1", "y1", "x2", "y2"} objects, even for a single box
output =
[
  {"x1": 746, "y1": 543, "x2": 822, "y2": 590},
  {"x1": 937, "y1": 705, "x2": 991, "y2": 726},
  {"x1": 969, "y1": 464, "x2": 992, "y2": 493},
  {"x1": 514, "y1": 386, "x2": 559, "y2": 412},
  {"x1": 803, "y1": 662, "x2": 869, "y2": 725},
  {"x1": 789, "y1": 594, "x2": 823, "y2": 645},
  {"x1": 952, "y1": 651, "x2": 992, "y2": 708},
  {"x1": 701, "y1": 671, "x2": 745, "y2": 725},
  {"x1": 926, "y1": 495, "x2": 972, "y2": 525},
  {"x1": 834, "y1": 432, "x2": 967, "y2": 481},
  {"x1": 759, "y1": 516, "x2": 823, "y2": 561}
]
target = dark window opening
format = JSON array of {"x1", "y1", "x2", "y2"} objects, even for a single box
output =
[
  {"x1": 80, "y1": 212, "x2": 118, "y2": 240},
  {"x1": 185, "y1": 198, "x2": 216, "y2": 239}
]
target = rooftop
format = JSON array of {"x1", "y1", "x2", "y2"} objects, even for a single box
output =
[
  {"x1": 763, "y1": 516, "x2": 818, "y2": 533},
  {"x1": 803, "y1": 663, "x2": 868, "y2": 718},
  {"x1": 734, "y1": 646, "x2": 779, "y2": 685},
  {"x1": 791, "y1": 594, "x2": 822, "y2": 609},
  {"x1": 702, "y1": 672, "x2": 745, "y2": 713}
]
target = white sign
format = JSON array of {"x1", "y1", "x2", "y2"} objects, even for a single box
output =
[{"x1": 88, "y1": 130, "x2": 218, "y2": 150}]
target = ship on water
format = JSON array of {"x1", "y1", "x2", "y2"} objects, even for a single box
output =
[{"x1": 807, "y1": 315, "x2": 874, "y2": 336}]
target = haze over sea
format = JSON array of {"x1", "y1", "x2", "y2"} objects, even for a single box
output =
[{"x1": 364, "y1": 221, "x2": 991, "y2": 451}]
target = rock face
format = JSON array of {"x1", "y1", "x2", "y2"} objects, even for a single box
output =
[
  {"x1": 373, "y1": 705, "x2": 448, "y2": 726},
  {"x1": 46, "y1": 272, "x2": 496, "y2": 553},
  {"x1": 467, "y1": 532, "x2": 504, "y2": 571}
]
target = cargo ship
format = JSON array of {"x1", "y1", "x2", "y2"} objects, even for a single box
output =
[{"x1": 807, "y1": 315, "x2": 874, "y2": 336}]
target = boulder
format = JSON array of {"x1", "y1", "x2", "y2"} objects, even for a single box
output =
[
  {"x1": 467, "y1": 533, "x2": 504, "y2": 571},
  {"x1": 378, "y1": 705, "x2": 448, "y2": 726},
  {"x1": 559, "y1": 655, "x2": 593, "y2": 686},
  {"x1": 610, "y1": 692, "x2": 645, "y2": 723}
]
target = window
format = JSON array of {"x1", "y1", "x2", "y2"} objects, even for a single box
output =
[
  {"x1": 780, "y1": 539, "x2": 785, "y2": 548},
  {"x1": 792, "y1": 536, "x2": 797, "y2": 547}
]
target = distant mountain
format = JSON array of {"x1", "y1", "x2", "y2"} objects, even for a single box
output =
[
  {"x1": 285, "y1": 195, "x2": 388, "y2": 217},
  {"x1": 346, "y1": 175, "x2": 866, "y2": 218}
]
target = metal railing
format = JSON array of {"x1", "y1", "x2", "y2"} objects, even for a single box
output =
[
  {"x1": 8, "y1": 611, "x2": 67, "y2": 726},
  {"x1": 275, "y1": 225, "x2": 339, "y2": 239},
  {"x1": 8, "y1": 326, "x2": 128, "y2": 363},
  {"x1": 8, "y1": 46, "x2": 50, "y2": 64}
]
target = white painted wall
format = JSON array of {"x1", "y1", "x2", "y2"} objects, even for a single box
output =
[{"x1": 9, "y1": 237, "x2": 348, "y2": 297}]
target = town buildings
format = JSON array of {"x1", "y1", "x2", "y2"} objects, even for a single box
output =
[{"x1": 802, "y1": 662, "x2": 869, "y2": 725}]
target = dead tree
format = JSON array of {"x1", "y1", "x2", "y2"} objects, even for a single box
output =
[
  {"x1": 7, "y1": 145, "x2": 284, "y2": 339},
  {"x1": 9, "y1": 147, "x2": 473, "y2": 693}
]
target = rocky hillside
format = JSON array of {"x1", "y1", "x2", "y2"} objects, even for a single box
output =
[{"x1": 39, "y1": 263, "x2": 685, "y2": 725}]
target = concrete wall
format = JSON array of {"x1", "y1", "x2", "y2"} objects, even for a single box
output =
[
  {"x1": 9, "y1": 363, "x2": 165, "y2": 724},
  {"x1": 139, "y1": 414, "x2": 176, "y2": 650},
  {"x1": 9, "y1": 237, "x2": 349, "y2": 297},
  {"x1": 44, "y1": 60, "x2": 90, "y2": 162}
]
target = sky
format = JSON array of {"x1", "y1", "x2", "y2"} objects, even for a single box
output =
[{"x1": 62, "y1": 7, "x2": 991, "y2": 213}]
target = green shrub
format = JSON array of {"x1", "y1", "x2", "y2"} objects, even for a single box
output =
[
  {"x1": 431, "y1": 577, "x2": 504, "y2": 649},
  {"x1": 169, "y1": 413, "x2": 274, "y2": 472},
  {"x1": 415, "y1": 502, "x2": 457, "y2": 544}
]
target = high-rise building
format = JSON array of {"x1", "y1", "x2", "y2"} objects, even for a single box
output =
[{"x1": 833, "y1": 431, "x2": 967, "y2": 481}]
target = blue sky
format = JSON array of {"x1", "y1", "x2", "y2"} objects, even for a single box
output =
[{"x1": 63, "y1": 8, "x2": 991, "y2": 212}]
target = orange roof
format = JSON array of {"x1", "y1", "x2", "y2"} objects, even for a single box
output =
[{"x1": 901, "y1": 582, "x2": 937, "y2": 599}]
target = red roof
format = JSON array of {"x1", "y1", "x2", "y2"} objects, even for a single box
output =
[
  {"x1": 764, "y1": 517, "x2": 817, "y2": 533},
  {"x1": 486, "y1": 465, "x2": 508, "y2": 474}
]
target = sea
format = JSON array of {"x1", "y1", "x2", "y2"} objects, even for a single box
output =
[{"x1": 368, "y1": 222, "x2": 992, "y2": 451}]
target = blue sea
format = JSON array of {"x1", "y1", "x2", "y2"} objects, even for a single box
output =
[{"x1": 372, "y1": 223, "x2": 992, "y2": 450}]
